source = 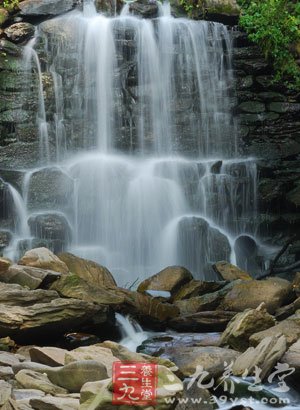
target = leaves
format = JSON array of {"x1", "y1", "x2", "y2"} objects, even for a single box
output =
[{"x1": 238, "y1": 0, "x2": 300, "y2": 88}]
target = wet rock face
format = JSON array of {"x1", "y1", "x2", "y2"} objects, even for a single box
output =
[
  {"x1": 19, "y1": 0, "x2": 77, "y2": 17},
  {"x1": 4, "y1": 23, "x2": 35, "y2": 44}
]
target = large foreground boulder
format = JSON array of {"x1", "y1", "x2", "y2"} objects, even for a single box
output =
[
  {"x1": 220, "y1": 278, "x2": 293, "y2": 313},
  {"x1": 220, "y1": 303, "x2": 276, "y2": 351},
  {"x1": 80, "y1": 365, "x2": 183, "y2": 410},
  {"x1": 19, "y1": 247, "x2": 69, "y2": 274}
]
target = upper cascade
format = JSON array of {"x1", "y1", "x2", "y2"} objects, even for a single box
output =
[{"x1": 3, "y1": 2, "x2": 260, "y2": 284}]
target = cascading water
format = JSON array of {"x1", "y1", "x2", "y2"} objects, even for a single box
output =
[{"x1": 4, "y1": 1, "x2": 261, "y2": 284}]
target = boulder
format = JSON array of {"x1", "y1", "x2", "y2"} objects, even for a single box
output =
[
  {"x1": 80, "y1": 365, "x2": 183, "y2": 410},
  {"x1": 120, "y1": 289, "x2": 180, "y2": 323},
  {"x1": 250, "y1": 311, "x2": 300, "y2": 347},
  {"x1": 137, "y1": 266, "x2": 193, "y2": 295},
  {"x1": 4, "y1": 23, "x2": 35, "y2": 44},
  {"x1": 129, "y1": 0, "x2": 159, "y2": 18},
  {"x1": 169, "y1": 310, "x2": 236, "y2": 332},
  {"x1": 28, "y1": 213, "x2": 71, "y2": 243},
  {"x1": 0, "y1": 351, "x2": 20, "y2": 366},
  {"x1": 19, "y1": 0, "x2": 76, "y2": 16},
  {"x1": 30, "y1": 396, "x2": 79, "y2": 410},
  {"x1": 0, "y1": 366, "x2": 13, "y2": 381},
  {"x1": 15, "y1": 369, "x2": 67, "y2": 395},
  {"x1": 58, "y1": 252, "x2": 116, "y2": 288},
  {"x1": 0, "y1": 282, "x2": 59, "y2": 306},
  {"x1": 0, "y1": 297, "x2": 109, "y2": 340},
  {"x1": 282, "y1": 339, "x2": 300, "y2": 373},
  {"x1": 232, "y1": 334, "x2": 287, "y2": 380},
  {"x1": 0, "y1": 257, "x2": 10, "y2": 273},
  {"x1": 165, "y1": 346, "x2": 239, "y2": 377},
  {"x1": 172, "y1": 279, "x2": 226, "y2": 301},
  {"x1": 174, "y1": 282, "x2": 236, "y2": 315},
  {"x1": 65, "y1": 345, "x2": 118, "y2": 377},
  {"x1": 0, "y1": 265, "x2": 61, "y2": 290},
  {"x1": 27, "y1": 168, "x2": 74, "y2": 212},
  {"x1": 46, "y1": 360, "x2": 108, "y2": 393},
  {"x1": 29, "y1": 346, "x2": 66, "y2": 366},
  {"x1": 220, "y1": 304, "x2": 276, "y2": 351},
  {"x1": 220, "y1": 278, "x2": 293, "y2": 314},
  {"x1": 50, "y1": 273, "x2": 124, "y2": 305},
  {"x1": 19, "y1": 248, "x2": 69, "y2": 274},
  {"x1": 213, "y1": 261, "x2": 252, "y2": 281}
]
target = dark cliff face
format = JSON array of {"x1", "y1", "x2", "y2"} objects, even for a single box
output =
[
  {"x1": 0, "y1": 0, "x2": 299, "y2": 269},
  {"x1": 231, "y1": 31, "x2": 300, "y2": 266}
]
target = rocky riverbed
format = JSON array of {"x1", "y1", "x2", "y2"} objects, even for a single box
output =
[{"x1": 0, "y1": 247, "x2": 300, "y2": 409}]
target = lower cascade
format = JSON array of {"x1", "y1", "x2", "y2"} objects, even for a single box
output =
[{"x1": 3, "y1": 0, "x2": 261, "y2": 284}]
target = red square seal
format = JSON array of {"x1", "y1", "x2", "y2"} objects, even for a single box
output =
[{"x1": 112, "y1": 362, "x2": 158, "y2": 406}]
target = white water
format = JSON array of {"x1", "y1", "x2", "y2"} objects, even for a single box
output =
[
  {"x1": 3, "y1": 1, "x2": 263, "y2": 283},
  {"x1": 116, "y1": 313, "x2": 151, "y2": 351}
]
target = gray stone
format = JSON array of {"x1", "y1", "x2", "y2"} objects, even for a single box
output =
[
  {"x1": 29, "y1": 346, "x2": 66, "y2": 367},
  {"x1": 12, "y1": 389, "x2": 45, "y2": 401},
  {"x1": 28, "y1": 213, "x2": 71, "y2": 243},
  {"x1": 15, "y1": 369, "x2": 67, "y2": 395},
  {"x1": 0, "y1": 366, "x2": 14, "y2": 380},
  {"x1": 19, "y1": 0, "x2": 76, "y2": 16},
  {"x1": 129, "y1": 0, "x2": 159, "y2": 18},
  {"x1": 29, "y1": 396, "x2": 79, "y2": 410},
  {"x1": 282, "y1": 339, "x2": 300, "y2": 373}
]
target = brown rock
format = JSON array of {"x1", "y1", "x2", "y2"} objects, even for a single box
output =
[
  {"x1": 172, "y1": 279, "x2": 226, "y2": 301},
  {"x1": 30, "y1": 396, "x2": 79, "y2": 410},
  {"x1": 250, "y1": 311, "x2": 300, "y2": 347},
  {"x1": 166, "y1": 346, "x2": 239, "y2": 377},
  {"x1": 232, "y1": 334, "x2": 287, "y2": 380},
  {"x1": 1, "y1": 264, "x2": 61, "y2": 290},
  {"x1": 220, "y1": 278, "x2": 293, "y2": 314},
  {"x1": 58, "y1": 252, "x2": 116, "y2": 288},
  {"x1": 19, "y1": 248, "x2": 69, "y2": 274},
  {"x1": 0, "y1": 282, "x2": 58, "y2": 306},
  {"x1": 15, "y1": 369, "x2": 67, "y2": 395},
  {"x1": 213, "y1": 261, "x2": 252, "y2": 281},
  {"x1": 221, "y1": 303, "x2": 276, "y2": 351},
  {"x1": 137, "y1": 266, "x2": 193, "y2": 295},
  {"x1": 50, "y1": 273, "x2": 124, "y2": 305},
  {"x1": 0, "y1": 257, "x2": 11, "y2": 274}
]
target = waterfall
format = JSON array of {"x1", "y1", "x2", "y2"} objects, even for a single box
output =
[{"x1": 3, "y1": 2, "x2": 260, "y2": 283}]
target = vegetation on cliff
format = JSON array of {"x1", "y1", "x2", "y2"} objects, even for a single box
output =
[{"x1": 238, "y1": 0, "x2": 300, "y2": 88}]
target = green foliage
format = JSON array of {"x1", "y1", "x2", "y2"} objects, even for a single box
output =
[
  {"x1": 1, "y1": 0, "x2": 19, "y2": 12},
  {"x1": 238, "y1": 0, "x2": 300, "y2": 88}
]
